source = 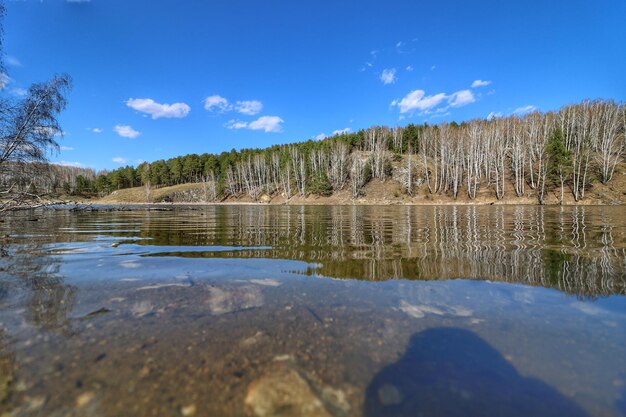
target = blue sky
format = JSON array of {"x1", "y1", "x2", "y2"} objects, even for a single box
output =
[{"x1": 2, "y1": 0, "x2": 625, "y2": 171}]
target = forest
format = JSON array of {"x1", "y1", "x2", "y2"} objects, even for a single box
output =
[{"x1": 3, "y1": 99, "x2": 625, "y2": 205}]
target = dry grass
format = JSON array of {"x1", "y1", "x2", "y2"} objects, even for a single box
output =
[{"x1": 99, "y1": 183, "x2": 206, "y2": 204}]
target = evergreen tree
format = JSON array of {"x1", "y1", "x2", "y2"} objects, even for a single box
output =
[{"x1": 546, "y1": 127, "x2": 572, "y2": 204}]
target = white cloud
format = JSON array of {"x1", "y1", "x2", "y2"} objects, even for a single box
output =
[
  {"x1": 60, "y1": 146, "x2": 74, "y2": 151},
  {"x1": 392, "y1": 88, "x2": 477, "y2": 115},
  {"x1": 359, "y1": 62, "x2": 374, "y2": 72},
  {"x1": 235, "y1": 100, "x2": 263, "y2": 115},
  {"x1": 430, "y1": 65, "x2": 436, "y2": 71},
  {"x1": 448, "y1": 89, "x2": 475, "y2": 108},
  {"x1": 406, "y1": 66, "x2": 414, "y2": 72},
  {"x1": 249, "y1": 116, "x2": 284, "y2": 133},
  {"x1": 315, "y1": 133, "x2": 327, "y2": 141},
  {"x1": 204, "y1": 95, "x2": 265, "y2": 116},
  {"x1": 55, "y1": 161, "x2": 86, "y2": 168},
  {"x1": 471, "y1": 79, "x2": 492, "y2": 88},
  {"x1": 0, "y1": 73, "x2": 11, "y2": 90},
  {"x1": 395, "y1": 40, "x2": 413, "y2": 54},
  {"x1": 225, "y1": 120, "x2": 249, "y2": 130},
  {"x1": 391, "y1": 90, "x2": 447, "y2": 114},
  {"x1": 0, "y1": 74, "x2": 28, "y2": 97},
  {"x1": 380, "y1": 68, "x2": 397, "y2": 85},
  {"x1": 126, "y1": 98, "x2": 190, "y2": 119},
  {"x1": 227, "y1": 116, "x2": 283, "y2": 133},
  {"x1": 332, "y1": 128, "x2": 351, "y2": 135},
  {"x1": 204, "y1": 95, "x2": 232, "y2": 112},
  {"x1": 10, "y1": 87, "x2": 27, "y2": 97},
  {"x1": 487, "y1": 111, "x2": 502, "y2": 120},
  {"x1": 513, "y1": 105, "x2": 536, "y2": 115},
  {"x1": 114, "y1": 125, "x2": 140, "y2": 139},
  {"x1": 112, "y1": 157, "x2": 128, "y2": 164},
  {"x1": 6, "y1": 56, "x2": 21, "y2": 67},
  {"x1": 91, "y1": 128, "x2": 103, "y2": 133}
]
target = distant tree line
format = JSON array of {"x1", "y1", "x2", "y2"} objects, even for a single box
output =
[
  {"x1": 81, "y1": 99, "x2": 623, "y2": 204},
  {"x1": 0, "y1": 162, "x2": 95, "y2": 196}
]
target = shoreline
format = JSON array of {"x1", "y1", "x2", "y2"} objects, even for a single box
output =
[
  {"x1": 89, "y1": 175, "x2": 626, "y2": 208},
  {"x1": 65, "y1": 199, "x2": 626, "y2": 207}
]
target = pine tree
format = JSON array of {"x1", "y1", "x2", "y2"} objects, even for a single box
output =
[{"x1": 546, "y1": 127, "x2": 572, "y2": 204}]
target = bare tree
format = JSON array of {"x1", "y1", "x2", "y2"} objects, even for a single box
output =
[
  {"x1": 391, "y1": 126, "x2": 403, "y2": 154},
  {"x1": 594, "y1": 100, "x2": 623, "y2": 184},
  {"x1": 490, "y1": 118, "x2": 508, "y2": 199},
  {"x1": 406, "y1": 142, "x2": 413, "y2": 195},
  {"x1": 420, "y1": 125, "x2": 438, "y2": 193},
  {"x1": 366, "y1": 127, "x2": 390, "y2": 180},
  {"x1": 0, "y1": 75, "x2": 72, "y2": 167},
  {"x1": 0, "y1": 75, "x2": 72, "y2": 209},
  {"x1": 464, "y1": 121, "x2": 482, "y2": 199},
  {"x1": 350, "y1": 154, "x2": 367, "y2": 198},
  {"x1": 536, "y1": 112, "x2": 555, "y2": 204},
  {"x1": 290, "y1": 147, "x2": 306, "y2": 196},
  {"x1": 559, "y1": 102, "x2": 592, "y2": 201},
  {"x1": 202, "y1": 169, "x2": 217, "y2": 202},
  {"x1": 509, "y1": 117, "x2": 526, "y2": 197},
  {"x1": 327, "y1": 141, "x2": 349, "y2": 190}
]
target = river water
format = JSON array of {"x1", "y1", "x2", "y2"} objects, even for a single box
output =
[{"x1": 0, "y1": 205, "x2": 624, "y2": 417}]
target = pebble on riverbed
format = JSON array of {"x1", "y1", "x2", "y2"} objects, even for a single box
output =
[{"x1": 244, "y1": 361, "x2": 336, "y2": 417}]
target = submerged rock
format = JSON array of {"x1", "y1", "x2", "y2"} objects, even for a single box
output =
[
  {"x1": 75, "y1": 391, "x2": 96, "y2": 407},
  {"x1": 377, "y1": 383, "x2": 403, "y2": 406},
  {"x1": 399, "y1": 300, "x2": 473, "y2": 319},
  {"x1": 244, "y1": 361, "x2": 332, "y2": 417},
  {"x1": 131, "y1": 300, "x2": 153, "y2": 317},
  {"x1": 206, "y1": 285, "x2": 264, "y2": 315},
  {"x1": 244, "y1": 358, "x2": 351, "y2": 417},
  {"x1": 181, "y1": 403, "x2": 197, "y2": 416}
]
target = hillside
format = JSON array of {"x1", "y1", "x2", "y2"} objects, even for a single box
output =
[{"x1": 97, "y1": 156, "x2": 626, "y2": 206}]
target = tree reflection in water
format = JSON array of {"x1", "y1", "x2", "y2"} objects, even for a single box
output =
[
  {"x1": 0, "y1": 243, "x2": 76, "y2": 332},
  {"x1": 364, "y1": 328, "x2": 589, "y2": 417},
  {"x1": 127, "y1": 205, "x2": 624, "y2": 297}
]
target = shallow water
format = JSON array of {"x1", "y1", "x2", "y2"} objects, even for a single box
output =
[{"x1": 0, "y1": 205, "x2": 625, "y2": 417}]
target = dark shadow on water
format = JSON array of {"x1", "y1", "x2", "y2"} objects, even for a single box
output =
[
  {"x1": 364, "y1": 328, "x2": 589, "y2": 417},
  {"x1": 616, "y1": 385, "x2": 626, "y2": 416}
]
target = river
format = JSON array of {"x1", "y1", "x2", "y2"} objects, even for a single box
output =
[{"x1": 0, "y1": 205, "x2": 624, "y2": 416}]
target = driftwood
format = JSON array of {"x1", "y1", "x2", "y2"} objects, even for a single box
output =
[{"x1": 0, "y1": 187, "x2": 78, "y2": 212}]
